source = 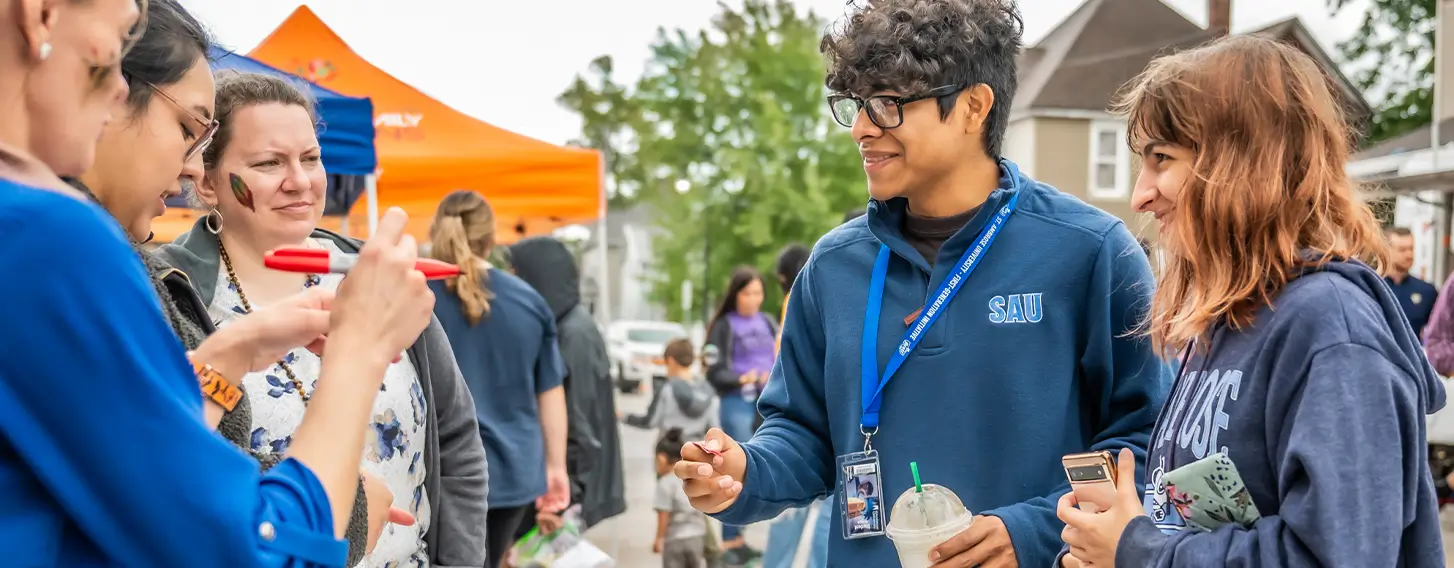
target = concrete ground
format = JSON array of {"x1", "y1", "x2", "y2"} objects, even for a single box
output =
[{"x1": 584, "y1": 389, "x2": 767, "y2": 567}]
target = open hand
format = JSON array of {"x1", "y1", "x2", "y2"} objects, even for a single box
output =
[
  {"x1": 193, "y1": 288, "x2": 332, "y2": 374},
  {"x1": 673, "y1": 428, "x2": 746, "y2": 513},
  {"x1": 929, "y1": 514, "x2": 1017, "y2": 567},
  {"x1": 1058, "y1": 448, "x2": 1143, "y2": 566}
]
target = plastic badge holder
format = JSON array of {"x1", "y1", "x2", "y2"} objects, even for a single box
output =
[{"x1": 885, "y1": 467, "x2": 973, "y2": 568}]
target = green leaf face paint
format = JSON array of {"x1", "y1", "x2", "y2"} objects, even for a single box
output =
[{"x1": 229, "y1": 173, "x2": 256, "y2": 212}]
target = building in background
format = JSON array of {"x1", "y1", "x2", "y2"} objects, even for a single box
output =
[
  {"x1": 580, "y1": 204, "x2": 668, "y2": 328},
  {"x1": 1346, "y1": 0, "x2": 1454, "y2": 286},
  {"x1": 1004, "y1": 0, "x2": 1369, "y2": 245}
]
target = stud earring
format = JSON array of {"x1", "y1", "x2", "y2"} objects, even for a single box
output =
[{"x1": 37, "y1": 43, "x2": 52, "y2": 61}]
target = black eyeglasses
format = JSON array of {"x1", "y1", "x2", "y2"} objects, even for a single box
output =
[
  {"x1": 147, "y1": 82, "x2": 218, "y2": 161},
  {"x1": 827, "y1": 85, "x2": 963, "y2": 129}
]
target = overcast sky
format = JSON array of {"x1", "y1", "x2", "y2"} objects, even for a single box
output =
[{"x1": 179, "y1": 0, "x2": 1369, "y2": 146}]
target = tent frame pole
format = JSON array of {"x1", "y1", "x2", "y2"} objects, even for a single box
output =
[
  {"x1": 597, "y1": 157, "x2": 611, "y2": 328},
  {"x1": 365, "y1": 174, "x2": 379, "y2": 237}
]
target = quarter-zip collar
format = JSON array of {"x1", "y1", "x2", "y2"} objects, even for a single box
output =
[{"x1": 866, "y1": 159, "x2": 1024, "y2": 284}]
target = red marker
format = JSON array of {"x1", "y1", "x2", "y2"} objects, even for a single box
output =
[{"x1": 265, "y1": 247, "x2": 461, "y2": 280}]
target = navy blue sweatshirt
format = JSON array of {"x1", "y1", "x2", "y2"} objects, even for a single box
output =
[
  {"x1": 1121, "y1": 259, "x2": 1447, "y2": 566},
  {"x1": 712, "y1": 161, "x2": 1171, "y2": 566}
]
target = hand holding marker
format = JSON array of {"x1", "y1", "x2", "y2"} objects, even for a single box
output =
[
  {"x1": 264, "y1": 247, "x2": 462, "y2": 364},
  {"x1": 264, "y1": 247, "x2": 461, "y2": 280}
]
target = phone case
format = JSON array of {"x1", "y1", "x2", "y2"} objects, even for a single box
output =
[
  {"x1": 1062, "y1": 451, "x2": 1117, "y2": 513},
  {"x1": 1159, "y1": 452, "x2": 1261, "y2": 532}
]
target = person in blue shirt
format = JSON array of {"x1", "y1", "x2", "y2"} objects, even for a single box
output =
[
  {"x1": 0, "y1": 3, "x2": 438, "y2": 564},
  {"x1": 672, "y1": 1, "x2": 1170, "y2": 567},
  {"x1": 426, "y1": 189, "x2": 570, "y2": 568},
  {"x1": 1057, "y1": 35, "x2": 1447, "y2": 568},
  {"x1": 1384, "y1": 227, "x2": 1438, "y2": 338}
]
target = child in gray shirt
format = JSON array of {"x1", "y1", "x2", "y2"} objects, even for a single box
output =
[
  {"x1": 655, "y1": 428, "x2": 707, "y2": 567},
  {"x1": 624, "y1": 338, "x2": 720, "y2": 440}
]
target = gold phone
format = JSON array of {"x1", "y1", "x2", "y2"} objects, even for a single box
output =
[{"x1": 1062, "y1": 451, "x2": 1118, "y2": 513}]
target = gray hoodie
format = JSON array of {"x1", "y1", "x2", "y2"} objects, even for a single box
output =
[
  {"x1": 1118, "y1": 258, "x2": 1447, "y2": 567},
  {"x1": 627, "y1": 376, "x2": 720, "y2": 442}
]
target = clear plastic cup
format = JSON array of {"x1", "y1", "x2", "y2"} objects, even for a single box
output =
[{"x1": 884, "y1": 484, "x2": 973, "y2": 568}]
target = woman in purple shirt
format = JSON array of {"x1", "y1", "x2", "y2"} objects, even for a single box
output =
[{"x1": 702, "y1": 267, "x2": 778, "y2": 561}]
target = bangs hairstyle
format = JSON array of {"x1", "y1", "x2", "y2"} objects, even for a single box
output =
[{"x1": 1113, "y1": 35, "x2": 1387, "y2": 355}]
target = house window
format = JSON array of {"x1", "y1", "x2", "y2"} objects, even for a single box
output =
[{"x1": 1088, "y1": 120, "x2": 1129, "y2": 199}]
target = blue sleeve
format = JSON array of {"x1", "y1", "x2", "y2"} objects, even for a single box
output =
[
  {"x1": 535, "y1": 298, "x2": 565, "y2": 394},
  {"x1": 0, "y1": 198, "x2": 344, "y2": 567},
  {"x1": 712, "y1": 255, "x2": 836, "y2": 525},
  {"x1": 984, "y1": 223, "x2": 1170, "y2": 565},
  {"x1": 1119, "y1": 343, "x2": 1428, "y2": 567}
]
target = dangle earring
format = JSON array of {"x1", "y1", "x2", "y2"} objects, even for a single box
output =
[
  {"x1": 37, "y1": 43, "x2": 51, "y2": 61},
  {"x1": 205, "y1": 207, "x2": 224, "y2": 234}
]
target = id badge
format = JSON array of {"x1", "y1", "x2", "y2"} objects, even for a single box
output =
[{"x1": 836, "y1": 450, "x2": 886, "y2": 539}]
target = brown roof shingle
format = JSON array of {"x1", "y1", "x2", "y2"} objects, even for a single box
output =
[{"x1": 1015, "y1": 0, "x2": 1369, "y2": 118}]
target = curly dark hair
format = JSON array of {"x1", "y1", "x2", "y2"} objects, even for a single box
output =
[{"x1": 821, "y1": 0, "x2": 1024, "y2": 158}]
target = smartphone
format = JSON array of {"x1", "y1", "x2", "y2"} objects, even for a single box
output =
[{"x1": 1062, "y1": 451, "x2": 1118, "y2": 513}]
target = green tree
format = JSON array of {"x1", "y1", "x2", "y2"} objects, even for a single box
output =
[
  {"x1": 559, "y1": 0, "x2": 866, "y2": 322},
  {"x1": 1330, "y1": 0, "x2": 1435, "y2": 143}
]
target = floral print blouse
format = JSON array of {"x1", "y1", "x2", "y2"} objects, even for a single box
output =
[{"x1": 209, "y1": 238, "x2": 431, "y2": 568}]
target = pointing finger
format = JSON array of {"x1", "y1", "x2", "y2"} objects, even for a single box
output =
[{"x1": 370, "y1": 207, "x2": 409, "y2": 247}]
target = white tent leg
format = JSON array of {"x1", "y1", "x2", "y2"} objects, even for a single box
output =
[
  {"x1": 597, "y1": 158, "x2": 610, "y2": 326},
  {"x1": 366, "y1": 174, "x2": 379, "y2": 237}
]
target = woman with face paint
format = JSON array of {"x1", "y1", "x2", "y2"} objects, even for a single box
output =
[
  {"x1": 156, "y1": 71, "x2": 490, "y2": 568},
  {"x1": 0, "y1": 0, "x2": 438, "y2": 565},
  {"x1": 63, "y1": 0, "x2": 389, "y2": 562}
]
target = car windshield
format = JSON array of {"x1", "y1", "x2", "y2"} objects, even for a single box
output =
[{"x1": 627, "y1": 328, "x2": 683, "y2": 344}]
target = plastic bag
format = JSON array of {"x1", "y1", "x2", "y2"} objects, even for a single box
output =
[{"x1": 507, "y1": 505, "x2": 615, "y2": 568}]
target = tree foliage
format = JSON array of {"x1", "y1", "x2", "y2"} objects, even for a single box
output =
[
  {"x1": 559, "y1": 0, "x2": 866, "y2": 322},
  {"x1": 1331, "y1": 0, "x2": 1435, "y2": 143}
]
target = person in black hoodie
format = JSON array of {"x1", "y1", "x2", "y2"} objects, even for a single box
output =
[{"x1": 510, "y1": 236, "x2": 628, "y2": 531}]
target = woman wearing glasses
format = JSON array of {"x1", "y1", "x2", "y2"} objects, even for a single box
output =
[
  {"x1": 0, "y1": 0, "x2": 437, "y2": 566},
  {"x1": 64, "y1": 0, "x2": 384, "y2": 563}
]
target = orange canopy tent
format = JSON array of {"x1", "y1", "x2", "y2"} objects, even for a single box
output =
[{"x1": 154, "y1": 5, "x2": 602, "y2": 244}]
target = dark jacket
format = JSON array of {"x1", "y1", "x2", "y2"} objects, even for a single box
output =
[
  {"x1": 156, "y1": 218, "x2": 490, "y2": 568},
  {"x1": 703, "y1": 314, "x2": 779, "y2": 397},
  {"x1": 509, "y1": 237, "x2": 626, "y2": 528}
]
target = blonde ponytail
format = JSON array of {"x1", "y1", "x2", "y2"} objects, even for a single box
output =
[{"x1": 429, "y1": 191, "x2": 497, "y2": 325}]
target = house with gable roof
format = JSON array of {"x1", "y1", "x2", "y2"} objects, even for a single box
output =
[{"x1": 1003, "y1": 0, "x2": 1370, "y2": 243}]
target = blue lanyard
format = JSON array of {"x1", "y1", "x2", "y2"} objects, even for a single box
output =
[{"x1": 859, "y1": 191, "x2": 1019, "y2": 437}]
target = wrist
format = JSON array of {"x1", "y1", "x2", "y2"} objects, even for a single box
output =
[
  {"x1": 190, "y1": 334, "x2": 251, "y2": 381},
  {"x1": 324, "y1": 333, "x2": 396, "y2": 370}
]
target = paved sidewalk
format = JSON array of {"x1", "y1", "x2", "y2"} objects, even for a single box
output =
[{"x1": 585, "y1": 389, "x2": 767, "y2": 567}]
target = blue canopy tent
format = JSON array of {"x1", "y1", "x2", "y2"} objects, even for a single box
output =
[{"x1": 165, "y1": 47, "x2": 378, "y2": 217}]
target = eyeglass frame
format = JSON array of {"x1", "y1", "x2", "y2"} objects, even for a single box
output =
[
  {"x1": 145, "y1": 81, "x2": 219, "y2": 162},
  {"x1": 827, "y1": 84, "x2": 964, "y2": 130}
]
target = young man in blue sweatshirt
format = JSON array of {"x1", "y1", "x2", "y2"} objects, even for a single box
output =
[{"x1": 673, "y1": 1, "x2": 1170, "y2": 566}]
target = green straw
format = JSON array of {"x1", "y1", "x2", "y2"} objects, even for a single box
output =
[{"x1": 911, "y1": 461, "x2": 923, "y2": 493}]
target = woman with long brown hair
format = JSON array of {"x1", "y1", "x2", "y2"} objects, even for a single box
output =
[
  {"x1": 701, "y1": 266, "x2": 776, "y2": 563},
  {"x1": 1056, "y1": 35, "x2": 1445, "y2": 567},
  {"x1": 426, "y1": 190, "x2": 570, "y2": 568}
]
